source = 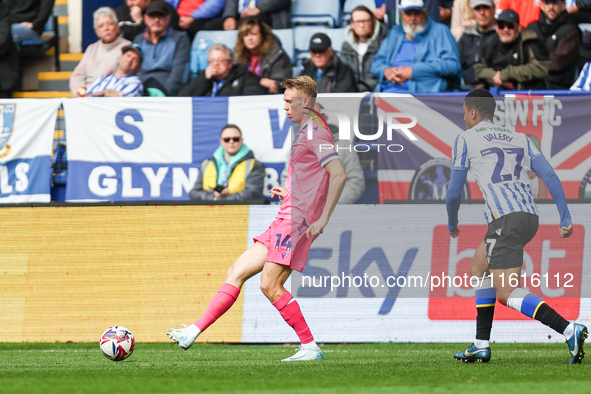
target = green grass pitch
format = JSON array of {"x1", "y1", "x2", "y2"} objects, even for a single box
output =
[{"x1": 1, "y1": 343, "x2": 591, "y2": 393}]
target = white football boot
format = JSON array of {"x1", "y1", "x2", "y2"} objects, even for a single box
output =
[
  {"x1": 281, "y1": 346, "x2": 323, "y2": 361},
  {"x1": 167, "y1": 324, "x2": 196, "y2": 351}
]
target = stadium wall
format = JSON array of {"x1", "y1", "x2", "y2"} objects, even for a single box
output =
[{"x1": 1, "y1": 204, "x2": 589, "y2": 343}]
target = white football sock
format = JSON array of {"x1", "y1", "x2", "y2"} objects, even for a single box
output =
[
  {"x1": 302, "y1": 341, "x2": 320, "y2": 351},
  {"x1": 474, "y1": 339, "x2": 489, "y2": 348},
  {"x1": 186, "y1": 323, "x2": 201, "y2": 338},
  {"x1": 563, "y1": 323, "x2": 574, "y2": 339}
]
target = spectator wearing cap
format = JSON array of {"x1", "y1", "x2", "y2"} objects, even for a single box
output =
[
  {"x1": 458, "y1": 0, "x2": 497, "y2": 90},
  {"x1": 528, "y1": 0, "x2": 580, "y2": 89},
  {"x1": 85, "y1": 44, "x2": 144, "y2": 97},
  {"x1": 341, "y1": 5, "x2": 388, "y2": 92},
  {"x1": 376, "y1": 0, "x2": 453, "y2": 29},
  {"x1": 475, "y1": 9, "x2": 549, "y2": 90},
  {"x1": 497, "y1": 0, "x2": 541, "y2": 28},
  {"x1": 134, "y1": 0, "x2": 191, "y2": 96},
  {"x1": 163, "y1": 0, "x2": 225, "y2": 42},
  {"x1": 299, "y1": 33, "x2": 358, "y2": 93},
  {"x1": 179, "y1": 43, "x2": 268, "y2": 96},
  {"x1": 116, "y1": 0, "x2": 180, "y2": 42},
  {"x1": 371, "y1": 0, "x2": 461, "y2": 93},
  {"x1": 70, "y1": 7, "x2": 131, "y2": 97}
]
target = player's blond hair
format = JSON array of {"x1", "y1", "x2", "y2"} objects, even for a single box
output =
[{"x1": 281, "y1": 76, "x2": 317, "y2": 100}]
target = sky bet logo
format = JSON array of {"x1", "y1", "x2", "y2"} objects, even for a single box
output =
[
  {"x1": 303, "y1": 106, "x2": 417, "y2": 153},
  {"x1": 294, "y1": 230, "x2": 418, "y2": 316},
  {"x1": 428, "y1": 224, "x2": 584, "y2": 321}
]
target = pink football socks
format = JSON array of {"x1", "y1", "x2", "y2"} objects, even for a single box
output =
[
  {"x1": 195, "y1": 283, "x2": 240, "y2": 332},
  {"x1": 273, "y1": 291, "x2": 314, "y2": 344}
]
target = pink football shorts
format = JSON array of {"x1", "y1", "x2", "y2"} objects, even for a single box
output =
[{"x1": 253, "y1": 218, "x2": 315, "y2": 272}]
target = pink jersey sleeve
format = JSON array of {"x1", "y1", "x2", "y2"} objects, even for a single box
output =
[{"x1": 305, "y1": 122, "x2": 339, "y2": 167}]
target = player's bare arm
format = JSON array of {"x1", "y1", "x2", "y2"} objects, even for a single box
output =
[{"x1": 306, "y1": 158, "x2": 347, "y2": 239}]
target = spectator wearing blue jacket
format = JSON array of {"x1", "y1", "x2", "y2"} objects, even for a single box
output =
[
  {"x1": 371, "y1": 0, "x2": 461, "y2": 93},
  {"x1": 164, "y1": 0, "x2": 225, "y2": 41},
  {"x1": 134, "y1": 0, "x2": 191, "y2": 96}
]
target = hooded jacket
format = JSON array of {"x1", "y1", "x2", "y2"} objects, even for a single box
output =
[
  {"x1": 341, "y1": 22, "x2": 388, "y2": 92},
  {"x1": 475, "y1": 28, "x2": 550, "y2": 90},
  {"x1": 371, "y1": 17, "x2": 462, "y2": 92},
  {"x1": 190, "y1": 144, "x2": 265, "y2": 201},
  {"x1": 528, "y1": 10, "x2": 580, "y2": 89}
]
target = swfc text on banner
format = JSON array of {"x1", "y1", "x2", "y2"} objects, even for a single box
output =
[{"x1": 0, "y1": 99, "x2": 60, "y2": 203}]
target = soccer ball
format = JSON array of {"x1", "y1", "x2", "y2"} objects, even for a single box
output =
[{"x1": 100, "y1": 326, "x2": 135, "y2": 361}]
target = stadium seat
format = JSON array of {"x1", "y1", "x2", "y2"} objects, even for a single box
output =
[
  {"x1": 292, "y1": 65, "x2": 303, "y2": 78},
  {"x1": 19, "y1": 13, "x2": 59, "y2": 71},
  {"x1": 192, "y1": 30, "x2": 238, "y2": 52},
  {"x1": 328, "y1": 28, "x2": 348, "y2": 54},
  {"x1": 341, "y1": 0, "x2": 376, "y2": 26},
  {"x1": 291, "y1": 0, "x2": 340, "y2": 28},
  {"x1": 273, "y1": 29, "x2": 295, "y2": 64}
]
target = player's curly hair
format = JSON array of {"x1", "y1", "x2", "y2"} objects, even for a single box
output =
[
  {"x1": 235, "y1": 19, "x2": 276, "y2": 66},
  {"x1": 281, "y1": 76, "x2": 317, "y2": 99},
  {"x1": 464, "y1": 89, "x2": 496, "y2": 119}
]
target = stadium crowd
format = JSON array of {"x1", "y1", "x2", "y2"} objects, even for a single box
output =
[
  {"x1": 61, "y1": 0, "x2": 591, "y2": 98},
  {"x1": 2, "y1": 0, "x2": 591, "y2": 97}
]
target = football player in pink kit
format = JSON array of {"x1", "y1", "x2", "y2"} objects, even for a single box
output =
[{"x1": 167, "y1": 76, "x2": 348, "y2": 361}]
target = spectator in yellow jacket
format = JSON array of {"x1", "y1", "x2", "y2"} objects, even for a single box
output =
[{"x1": 189, "y1": 124, "x2": 265, "y2": 201}]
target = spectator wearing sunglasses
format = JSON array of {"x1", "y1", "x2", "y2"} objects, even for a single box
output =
[
  {"x1": 189, "y1": 124, "x2": 265, "y2": 202},
  {"x1": 528, "y1": 0, "x2": 580, "y2": 89},
  {"x1": 475, "y1": 9, "x2": 549, "y2": 90}
]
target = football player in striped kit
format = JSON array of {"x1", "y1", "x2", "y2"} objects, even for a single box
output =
[{"x1": 446, "y1": 89, "x2": 587, "y2": 364}]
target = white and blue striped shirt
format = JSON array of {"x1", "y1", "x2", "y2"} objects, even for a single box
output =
[
  {"x1": 571, "y1": 61, "x2": 591, "y2": 92},
  {"x1": 452, "y1": 121, "x2": 541, "y2": 223},
  {"x1": 86, "y1": 73, "x2": 144, "y2": 97}
]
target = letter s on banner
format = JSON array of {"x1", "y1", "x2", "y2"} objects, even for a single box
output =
[{"x1": 114, "y1": 109, "x2": 144, "y2": 150}]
